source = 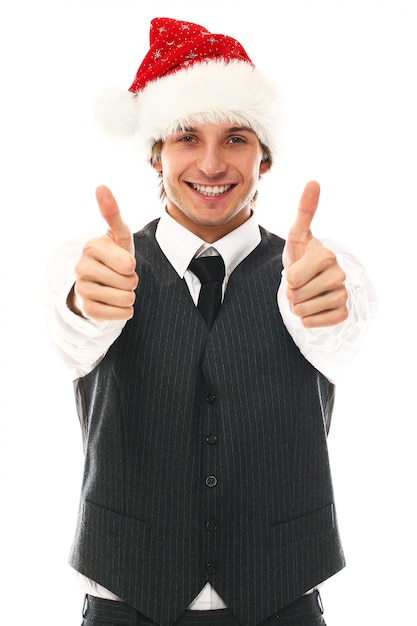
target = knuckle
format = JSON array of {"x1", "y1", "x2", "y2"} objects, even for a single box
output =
[
  {"x1": 333, "y1": 285, "x2": 348, "y2": 308},
  {"x1": 285, "y1": 267, "x2": 299, "y2": 289},
  {"x1": 127, "y1": 255, "x2": 137, "y2": 274},
  {"x1": 81, "y1": 300, "x2": 100, "y2": 319},
  {"x1": 82, "y1": 237, "x2": 102, "y2": 256},
  {"x1": 337, "y1": 266, "x2": 346, "y2": 283},
  {"x1": 322, "y1": 248, "x2": 337, "y2": 269},
  {"x1": 74, "y1": 256, "x2": 97, "y2": 282},
  {"x1": 340, "y1": 307, "x2": 349, "y2": 322},
  {"x1": 124, "y1": 290, "x2": 136, "y2": 307},
  {"x1": 129, "y1": 272, "x2": 139, "y2": 290},
  {"x1": 74, "y1": 258, "x2": 84, "y2": 278},
  {"x1": 74, "y1": 280, "x2": 88, "y2": 300},
  {"x1": 338, "y1": 287, "x2": 348, "y2": 307}
]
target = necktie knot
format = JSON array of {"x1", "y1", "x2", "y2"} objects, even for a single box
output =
[
  {"x1": 189, "y1": 255, "x2": 225, "y2": 285},
  {"x1": 188, "y1": 255, "x2": 225, "y2": 330}
]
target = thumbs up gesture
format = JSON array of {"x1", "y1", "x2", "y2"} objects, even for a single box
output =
[
  {"x1": 69, "y1": 186, "x2": 138, "y2": 321},
  {"x1": 283, "y1": 182, "x2": 348, "y2": 328}
]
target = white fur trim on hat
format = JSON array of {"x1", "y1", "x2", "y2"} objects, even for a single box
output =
[
  {"x1": 93, "y1": 87, "x2": 138, "y2": 139},
  {"x1": 94, "y1": 59, "x2": 284, "y2": 162}
]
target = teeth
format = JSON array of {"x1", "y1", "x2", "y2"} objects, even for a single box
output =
[{"x1": 191, "y1": 183, "x2": 232, "y2": 197}]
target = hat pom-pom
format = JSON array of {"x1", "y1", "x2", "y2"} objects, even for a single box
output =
[{"x1": 93, "y1": 87, "x2": 138, "y2": 138}]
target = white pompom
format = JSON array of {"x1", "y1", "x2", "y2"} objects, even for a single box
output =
[{"x1": 93, "y1": 87, "x2": 139, "y2": 138}]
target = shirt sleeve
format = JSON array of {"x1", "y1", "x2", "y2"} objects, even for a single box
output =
[
  {"x1": 43, "y1": 235, "x2": 126, "y2": 380},
  {"x1": 277, "y1": 239, "x2": 378, "y2": 383}
]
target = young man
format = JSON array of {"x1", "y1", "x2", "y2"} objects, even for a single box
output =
[{"x1": 46, "y1": 18, "x2": 377, "y2": 626}]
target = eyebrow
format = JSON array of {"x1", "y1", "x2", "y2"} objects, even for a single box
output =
[
  {"x1": 226, "y1": 126, "x2": 256, "y2": 134},
  {"x1": 177, "y1": 125, "x2": 256, "y2": 134}
]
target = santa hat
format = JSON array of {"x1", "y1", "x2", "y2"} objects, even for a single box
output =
[{"x1": 95, "y1": 17, "x2": 284, "y2": 161}]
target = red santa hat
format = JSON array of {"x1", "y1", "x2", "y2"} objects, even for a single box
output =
[{"x1": 95, "y1": 17, "x2": 284, "y2": 161}]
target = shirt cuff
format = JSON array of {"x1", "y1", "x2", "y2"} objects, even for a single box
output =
[
  {"x1": 43, "y1": 234, "x2": 126, "y2": 379},
  {"x1": 277, "y1": 240, "x2": 378, "y2": 383}
]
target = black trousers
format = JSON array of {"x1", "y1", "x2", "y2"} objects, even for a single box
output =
[{"x1": 81, "y1": 590, "x2": 326, "y2": 626}]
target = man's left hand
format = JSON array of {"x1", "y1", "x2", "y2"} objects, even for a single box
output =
[{"x1": 282, "y1": 181, "x2": 348, "y2": 328}]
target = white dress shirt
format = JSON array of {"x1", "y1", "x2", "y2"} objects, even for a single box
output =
[{"x1": 44, "y1": 209, "x2": 378, "y2": 609}]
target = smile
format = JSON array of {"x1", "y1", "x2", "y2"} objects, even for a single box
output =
[{"x1": 189, "y1": 183, "x2": 234, "y2": 197}]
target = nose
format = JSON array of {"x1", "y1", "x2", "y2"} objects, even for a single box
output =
[{"x1": 196, "y1": 144, "x2": 227, "y2": 178}]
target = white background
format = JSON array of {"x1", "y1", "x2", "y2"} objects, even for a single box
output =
[{"x1": 1, "y1": 1, "x2": 416, "y2": 624}]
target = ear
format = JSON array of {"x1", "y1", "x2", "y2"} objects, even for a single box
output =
[
  {"x1": 152, "y1": 159, "x2": 163, "y2": 173},
  {"x1": 259, "y1": 159, "x2": 270, "y2": 176}
]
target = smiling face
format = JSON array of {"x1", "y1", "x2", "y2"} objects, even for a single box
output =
[{"x1": 153, "y1": 123, "x2": 270, "y2": 242}]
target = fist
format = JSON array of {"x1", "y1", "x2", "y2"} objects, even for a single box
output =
[
  {"x1": 283, "y1": 182, "x2": 348, "y2": 328},
  {"x1": 69, "y1": 186, "x2": 138, "y2": 321}
]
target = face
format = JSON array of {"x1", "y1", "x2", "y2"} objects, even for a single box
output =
[{"x1": 153, "y1": 123, "x2": 270, "y2": 242}]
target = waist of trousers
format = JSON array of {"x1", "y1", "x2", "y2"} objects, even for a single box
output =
[{"x1": 82, "y1": 590, "x2": 324, "y2": 625}]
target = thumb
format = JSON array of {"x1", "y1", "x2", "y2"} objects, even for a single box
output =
[
  {"x1": 283, "y1": 181, "x2": 320, "y2": 268},
  {"x1": 96, "y1": 185, "x2": 134, "y2": 254}
]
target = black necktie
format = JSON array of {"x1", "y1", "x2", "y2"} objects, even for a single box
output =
[{"x1": 189, "y1": 255, "x2": 225, "y2": 330}]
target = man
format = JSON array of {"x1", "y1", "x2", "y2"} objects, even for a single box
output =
[{"x1": 45, "y1": 17, "x2": 376, "y2": 626}]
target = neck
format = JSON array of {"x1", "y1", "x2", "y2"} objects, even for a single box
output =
[{"x1": 165, "y1": 205, "x2": 252, "y2": 243}]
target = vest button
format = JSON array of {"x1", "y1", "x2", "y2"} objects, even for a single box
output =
[
  {"x1": 205, "y1": 475, "x2": 218, "y2": 487},
  {"x1": 206, "y1": 435, "x2": 218, "y2": 445},
  {"x1": 206, "y1": 519, "x2": 218, "y2": 532},
  {"x1": 205, "y1": 561, "x2": 217, "y2": 574},
  {"x1": 206, "y1": 393, "x2": 216, "y2": 404}
]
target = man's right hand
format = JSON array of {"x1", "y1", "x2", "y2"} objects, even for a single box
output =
[{"x1": 68, "y1": 185, "x2": 138, "y2": 321}]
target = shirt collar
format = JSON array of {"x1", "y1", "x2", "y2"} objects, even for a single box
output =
[{"x1": 155, "y1": 209, "x2": 261, "y2": 279}]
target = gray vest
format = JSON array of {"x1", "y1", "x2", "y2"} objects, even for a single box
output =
[{"x1": 70, "y1": 220, "x2": 345, "y2": 625}]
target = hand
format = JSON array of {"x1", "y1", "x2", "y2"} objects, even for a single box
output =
[
  {"x1": 69, "y1": 185, "x2": 138, "y2": 321},
  {"x1": 283, "y1": 181, "x2": 348, "y2": 328}
]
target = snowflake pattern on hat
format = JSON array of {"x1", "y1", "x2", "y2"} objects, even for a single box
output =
[{"x1": 129, "y1": 18, "x2": 254, "y2": 92}]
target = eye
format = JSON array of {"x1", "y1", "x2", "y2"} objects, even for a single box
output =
[
  {"x1": 178, "y1": 135, "x2": 197, "y2": 143},
  {"x1": 228, "y1": 136, "x2": 245, "y2": 144}
]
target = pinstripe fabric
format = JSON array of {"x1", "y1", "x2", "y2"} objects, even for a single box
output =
[
  {"x1": 70, "y1": 221, "x2": 344, "y2": 626},
  {"x1": 81, "y1": 590, "x2": 326, "y2": 625},
  {"x1": 82, "y1": 594, "x2": 155, "y2": 624}
]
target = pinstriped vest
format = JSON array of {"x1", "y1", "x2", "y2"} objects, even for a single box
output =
[{"x1": 70, "y1": 220, "x2": 345, "y2": 626}]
